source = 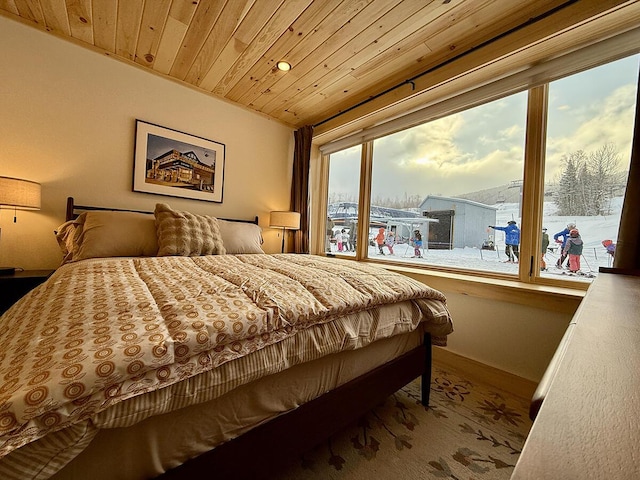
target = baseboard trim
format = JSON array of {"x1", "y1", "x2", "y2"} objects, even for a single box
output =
[{"x1": 432, "y1": 347, "x2": 537, "y2": 401}]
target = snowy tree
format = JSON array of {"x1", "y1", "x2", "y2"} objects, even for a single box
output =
[
  {"x1": 328, "y1": 192, "x2": 357, "y2": 204},
  {"x1": 554, "y1": 144, "x2": 622, "y2": 216},
  {"x1": 555, "y1": 151, "x2": 584, "y2": 216},
  {"x1": 576, "y1": 160, "x2": 591, "y2": 216},
  {"x1": 588, "y1": 143, "x2": 621, "y2": 215}
]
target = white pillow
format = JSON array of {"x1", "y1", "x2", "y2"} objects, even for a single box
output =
[{"x1": 217, "y1": 219, "x2": 264, "y2": 254}]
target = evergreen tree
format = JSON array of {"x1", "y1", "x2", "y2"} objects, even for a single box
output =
[
  {"x1": 555, "y1": 151, "x2": 582, "y2": 216},
  {"x1": 554, "y1": 144, "x2": 621, "y2": 216},
  {"x1": 576, "y1": 160, "x2": 589, "y2": 216}
]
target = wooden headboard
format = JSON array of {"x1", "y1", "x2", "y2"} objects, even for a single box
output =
[{"x1": 65, "y1": 197, "x2": 259, "y2": 225}]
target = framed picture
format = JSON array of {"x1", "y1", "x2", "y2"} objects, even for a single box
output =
[{"x1": 133, "y1": 120, "x2": 225, "y2": 203}]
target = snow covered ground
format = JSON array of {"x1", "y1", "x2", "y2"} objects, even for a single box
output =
[{"x1": 332, "y1": 197, "x2": 623, "y2": 282}]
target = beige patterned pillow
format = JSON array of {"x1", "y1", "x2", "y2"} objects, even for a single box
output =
[{"x1": 154, "y1": 203, "x2": 226, "y2": 256}]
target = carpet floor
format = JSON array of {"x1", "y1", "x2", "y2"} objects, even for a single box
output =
[{"x1": 265, "y1": 361, "x2": 533, "y2": 480}]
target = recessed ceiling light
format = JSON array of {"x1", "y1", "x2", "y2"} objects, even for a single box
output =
[{"x1": 277, "y1": 61, "x2": 291, "y2": 72}]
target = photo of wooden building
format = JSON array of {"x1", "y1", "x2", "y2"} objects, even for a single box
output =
[{"x1": 146, "y1": 149, "x2": 215, "y2": 192}]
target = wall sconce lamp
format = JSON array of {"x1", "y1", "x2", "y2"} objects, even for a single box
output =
[
  {"x1": 269, "y1": 211, "x2": 301, "y2": 253},
  {"x1": 0, "y1": 176, "x2": 42, "y2": 274}
]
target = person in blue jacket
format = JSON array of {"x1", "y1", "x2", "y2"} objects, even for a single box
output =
[
  {"x1": 489, "y1": 220, "x2": 520, "y2": 263},
  {"x1": 553, "y1": 222, "x2": 576, "y2": 268}
]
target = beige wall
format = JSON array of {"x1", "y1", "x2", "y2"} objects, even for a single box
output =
[
  {"x1": 0, "y1": 16, "x2": 294, "y2": 269},
  {"x1": 441, "y1": 291, "x2": 571, "y2": 382}
]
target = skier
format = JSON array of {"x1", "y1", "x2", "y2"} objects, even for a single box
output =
[
  {"x1": 385, "y1": 231, "x2": 395, "y2": 255},
  {"x1": 541, "y1": 227, "x2": 550, "y2": 271},
  {"x1": 348, "y1": 220, "x2": 357, "y2": 252},
  {"x1": 340, "y1": 228, "x2": 349, "y2": 251},
  {"x1": 602, "y1": 239, "x2": 616, "y2": 258},
  {"x1": 326, "y1": 216, "x2": 335, "y2": 252},
  {"x1": 553, "y1": 223, "x2": 576, "y2": 268},
  {"x1": 335, "y1": 229, "x2": 343, "y2": 252},
  {"x1": 563, "y1": 228, "x2": 583, "y2": 273},
  {"x1": 411, "y1": 229, "x2": 423, "y2": 258},
  {"x1": 489, "y1": 221, "x2": 520, "y2": 262},
  {"x1": 375, "y1": 227, "x2": 386, "y2": 255}
]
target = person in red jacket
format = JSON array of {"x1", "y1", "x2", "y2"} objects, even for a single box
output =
[
  {"x1": 375, "y1": 227, "x2": 386, "y2": 255},
  {"x1": 602, "y1": 239, "x2": 616, "y2": 257}
]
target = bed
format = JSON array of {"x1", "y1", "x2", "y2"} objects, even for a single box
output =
[{"x1": 0, "y1": 198, "x2": 453, "y2": 479}]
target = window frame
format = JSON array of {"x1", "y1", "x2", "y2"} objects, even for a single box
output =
[{"x1": 313, "y1": 35, "x2": 640, "y2": 292}]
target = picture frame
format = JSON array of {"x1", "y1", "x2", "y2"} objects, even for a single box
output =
[{"x1": 133, "y1": 120, "x2": 225, "y2": 203}]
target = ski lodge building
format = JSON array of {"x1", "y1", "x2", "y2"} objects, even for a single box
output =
[{"x1": 418, "y1": 195, "x2": 497, "y2": 249}]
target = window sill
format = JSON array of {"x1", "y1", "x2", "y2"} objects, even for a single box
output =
[{"x1": 371, "y1": 259, "x2": 585, "y2": 314}]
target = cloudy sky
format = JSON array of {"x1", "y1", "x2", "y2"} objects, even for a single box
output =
[{"x1": 329, "y1": 54, "x2": 639, "y2": 201}]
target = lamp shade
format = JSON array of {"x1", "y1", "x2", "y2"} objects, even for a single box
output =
[
  {"x1": 269, "y1": 211, "x2": 300, "y2": 230},
  {"x1": 0, "y1": 176, "x2": 41, "y2": 210}
]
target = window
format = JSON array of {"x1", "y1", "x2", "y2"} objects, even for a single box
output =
[
  {"x1": 323, "y1": 53, "x2": 639, "y2": 286},
  {"x1": 542, "y1": 56, "x2": 638, "y2": 281},
  {"x1": 325, "y1": 145, "x2": 361, "y2": 255},
  {"x1": 369, "y1": 93, "x2": 527, "y2": 274}
]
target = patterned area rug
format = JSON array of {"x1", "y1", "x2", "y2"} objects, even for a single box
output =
[{"x1": 265, "y1": 363, "x2": 533, "y2": 479}]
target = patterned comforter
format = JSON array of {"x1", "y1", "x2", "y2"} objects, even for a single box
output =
[{"x1": 0, "y1": 254, "x2": 452, "y2": 467}]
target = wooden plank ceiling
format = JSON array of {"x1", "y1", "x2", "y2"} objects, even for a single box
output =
[{"x1": 0, "y1": 0, "x2": 635, "y2": 131}]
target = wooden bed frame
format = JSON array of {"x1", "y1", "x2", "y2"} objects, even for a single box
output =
[
  {"x1": 65, "y1": 196, "x2": 259, "y2": 225},
  {"x1": 161, "y1": 334, "x2": 432, "y2": 479},
  {"x1": 64, "y1": 197, "x2": 434, "y2": 480}
]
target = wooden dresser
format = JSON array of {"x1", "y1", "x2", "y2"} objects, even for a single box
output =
[{"x1": 512, "y1": 271, "x2": 640, "y2": 479}]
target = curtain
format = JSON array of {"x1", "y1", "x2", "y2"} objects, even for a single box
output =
[
  {"x1": 613, "y1": 66, "x2": 640, "y2": 271},
  {"x1": 290, "y1": 125, "x2": 313, "y2": 253}
]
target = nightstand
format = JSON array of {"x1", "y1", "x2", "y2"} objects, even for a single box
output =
[{"x1": 0, "y1": 269, "x2": 55, "y2": 315}]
